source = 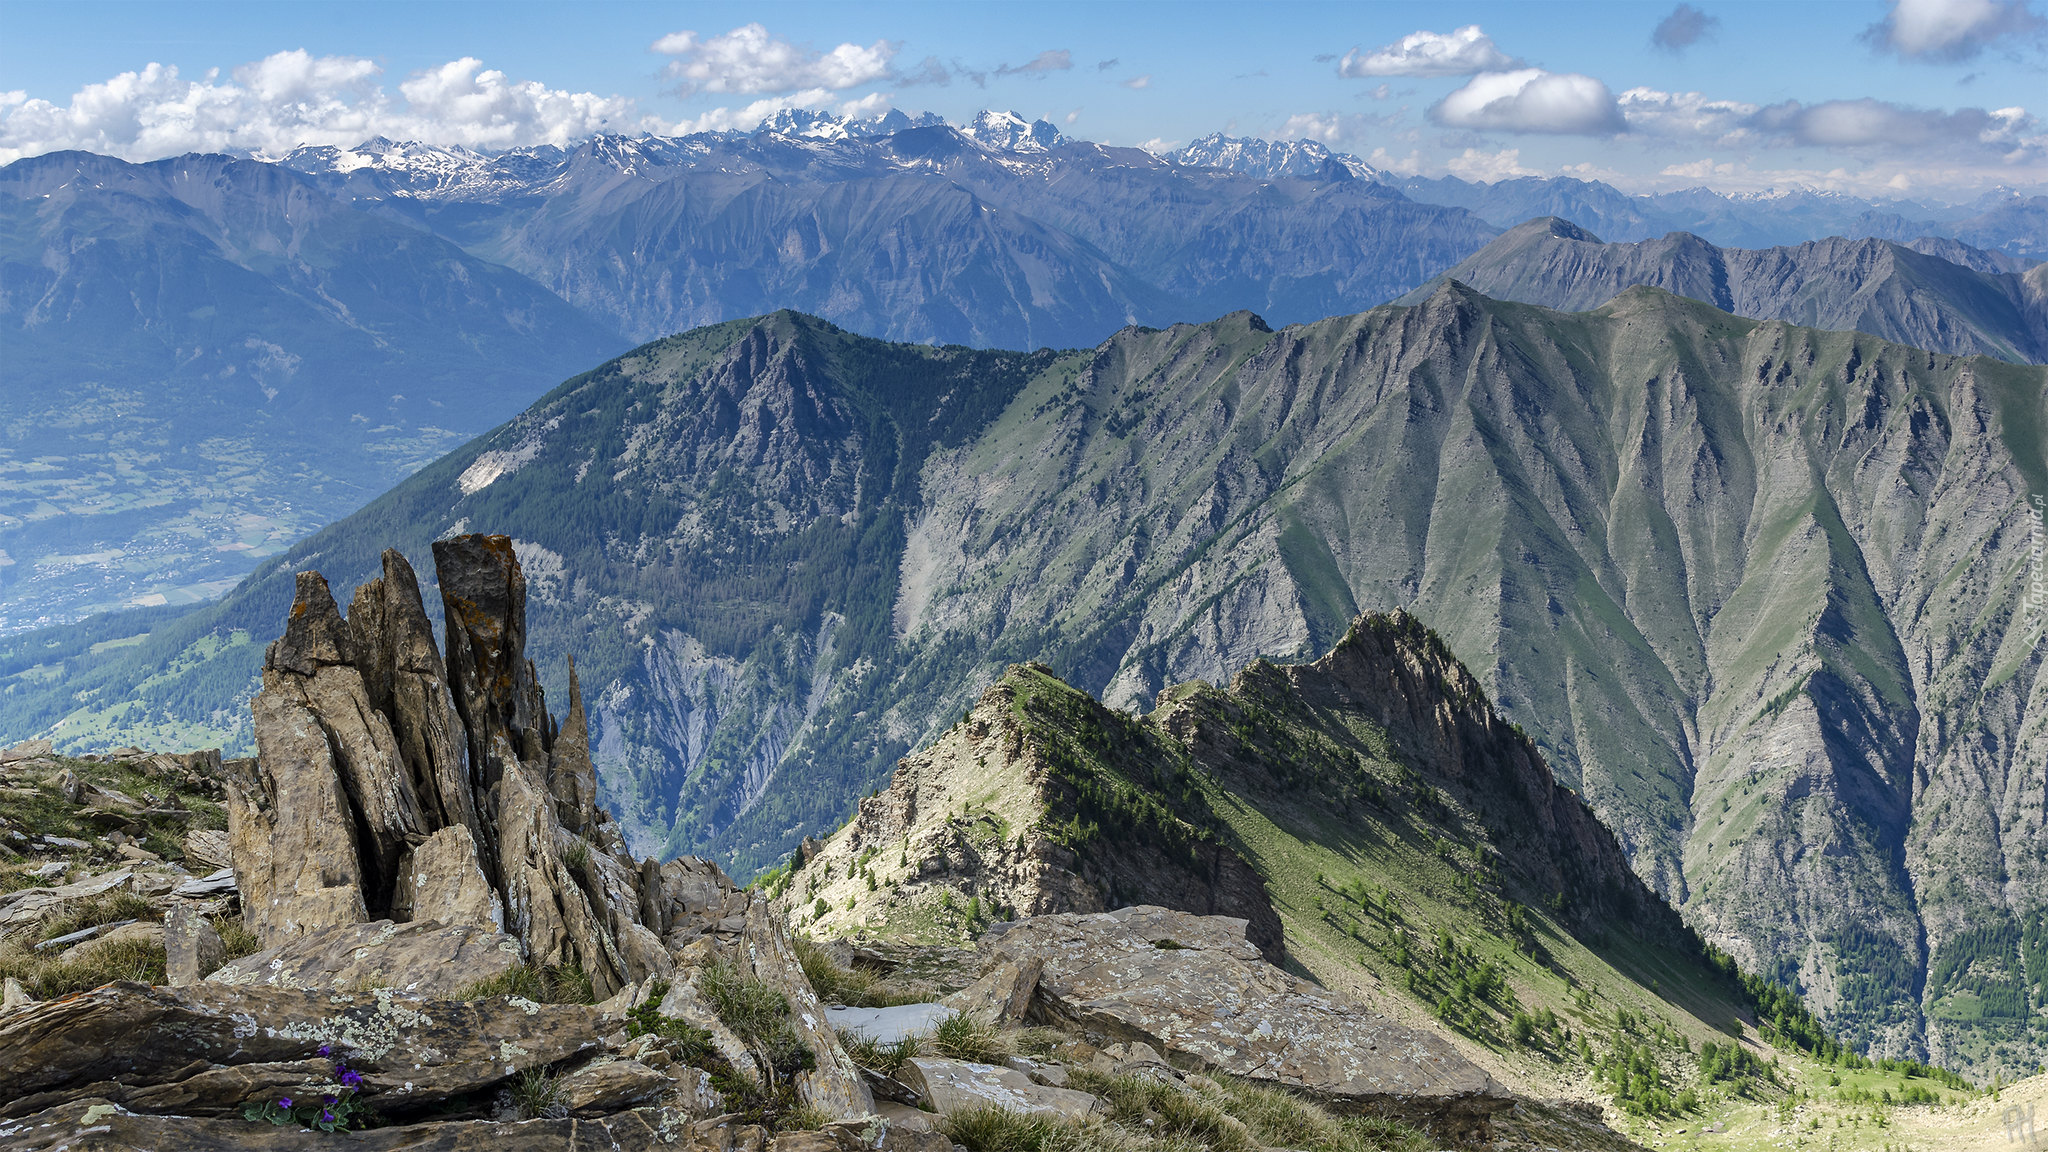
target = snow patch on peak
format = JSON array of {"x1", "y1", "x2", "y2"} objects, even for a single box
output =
[
  {"x1": 1167, "y1": 133, "x2": 1377, "y2": 181},
  {"x1": 961, "y1": 110, "x2": 1064, "y2": 153}
]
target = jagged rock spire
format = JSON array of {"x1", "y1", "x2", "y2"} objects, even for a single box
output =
[{"x1": 233, "y1": 536, "x2": 643, "y2": 995}]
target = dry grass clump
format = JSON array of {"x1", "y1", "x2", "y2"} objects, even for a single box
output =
[
  {"x1": 0, "y1": 889, "x2": 169, "y2": 1000},
  {"x1": 456, "y1": 963, "x2": 596, "y2": 1004},
  {"x1": 927, "y1": 1010, "x2": 1013, "y2": 1063},
  {"x1": 1204, "y1": 1074, "x2": 1431, "y2": 1152},
  {"x1": 0, "y1": 931, "x2": 166, "y2": 999},
  {"x1": 792, "y1": 935, "x2": 931, "y2": 1007},
  {"x1": 34, "y1": 891, "x2": 160, "y2": 940},
  {"x1": 843, "y1": 1031, "x2": 922, "y2": 1076},
  {"x1": 212, "y1": 915, "x2": 261, "y2": 961}
]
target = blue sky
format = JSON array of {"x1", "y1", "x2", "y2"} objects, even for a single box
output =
[{"x1": 4, "y1": 1, "x2": 2044, "y2": 198}]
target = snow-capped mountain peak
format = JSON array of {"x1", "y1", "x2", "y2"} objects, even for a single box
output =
[
  {"x1": 961, "y1": 110, "x2": 1064, "y2": 153},
  {"x1": 1165, "y1": 133, "x2": 1377, "y2": 181}
]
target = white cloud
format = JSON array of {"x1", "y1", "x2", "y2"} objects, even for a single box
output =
[
  {"x1": 396, "y1": 58, "x2": 634, "y2": 149},
  {"x1": 1618, "y1": 87, "x2": 1760, "y2": 141},
  {"x1": 0, "y1": 51, "x2": 635, "y2": 163},
  {"x1": 1431, "y1": 69, "x2": 1625, "y2": 135},
  {"x1": 653, "y1": 23, "x2": 896, "y2": 95},
  {"x1": 1866, "y1": 0, "x2": 2040, "y2": 61},
  {"x1": 1123, "y1": 74, "x2": 1152, "y2": 90},
  {"x1": 1444, "y1": 147, "x2": 1540, "y2": 181},
  {"x1": 1280, "y1": 112, "x2": 1347, "y2": 144},
  {"x1": 664, "y1": 88, "x2": 893, "y2": 135},
  {"x1": 1340, "y1": 26, "x2": 1521, "y2": 78}
]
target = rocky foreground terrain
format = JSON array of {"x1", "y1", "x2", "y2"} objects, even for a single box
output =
[{"x1": 3, "y1": 537, "x2": 1625, "y2": 1152}]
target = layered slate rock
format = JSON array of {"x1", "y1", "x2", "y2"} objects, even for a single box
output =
[
  {"x1": 0, "y1": 1096, "x2": 759, "y2": 1152},
  {"x1": 986, "y1": 906, "x2": 1511, "y2": 1121},
  {"x1": 0, "y1": 981, "x2": 608, "y2": 1119},
  {"x1": 205, "y1": 921, "x2": 521, "y2": 998}
]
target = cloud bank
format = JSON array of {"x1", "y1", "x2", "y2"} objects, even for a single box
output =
[{"x1": 0, "y1": 50, "x2": 635, "y2": 163}]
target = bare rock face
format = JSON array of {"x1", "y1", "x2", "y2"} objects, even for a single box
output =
[
  {"x1": 390, "y1": 825, "x2": 502, "y2": 931},
  {"x1": 231, "y1": 539, "x2": 659, "y2": 998},
  {"x1": 986, "y1": 906, "x2": 1511, "y2": 1123},
  {"x1": 895, "y1": 1057, "x2": 1103, "y2": 1122},
  {"x1": 740, "y1": 900, "x2": 876, "y2": 1119},
  {"x1": 205, "y1": 921, "x2": 522, "y2": 998}
]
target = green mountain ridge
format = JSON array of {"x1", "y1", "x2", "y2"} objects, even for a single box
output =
[
  {"x1": 786, "y1": 610, "x2": 1936, "y2": 1127},
  {"x1": 1, "y1": 286, "x2": 2042, "y2": 1078}
]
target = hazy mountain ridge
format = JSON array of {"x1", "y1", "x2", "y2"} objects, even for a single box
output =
[
  {"x1": 0, "y1": 149, "x2": 627, "y2": 628},
  {"x1": 9, "y1": 287, "x2": 2040, "y2": 1076},
  {"x1": 9, "y1": 114, "x2": 2043, "y2": 630},
  {"x1": 1406, "y1": 216, "x2": 2048, "y2": 363}
]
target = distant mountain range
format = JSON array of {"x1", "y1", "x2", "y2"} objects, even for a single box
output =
[
  {"x1": 0, "y1": 151, "x2": 625, "y2": 630},
  {"x1": 4, "y1": 109, "x2": 2044, "y2": 631},
  {"x1": 11, "y1": 285, "x2": 2041, "y2": 1078},
  {"x1": 1406, "y1": 217, "x2": 2048, "y2": 363}
]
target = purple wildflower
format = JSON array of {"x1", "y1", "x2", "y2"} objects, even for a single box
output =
[
  {"x1": 321, "y1": 1109, "x2": 335, "y2": 1124},
  {"x1": 339, "y1": 1069, "x2": 364, "y2": 1088},
  {"x1": 318, "y1": 1045, "x2": 331, "y2": 1057},
  {"x1": 276, "y1": 1097, "x2": 292, "y2": 1108}
]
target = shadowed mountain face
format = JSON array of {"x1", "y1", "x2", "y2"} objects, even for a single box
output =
[
  {"x1": 5, "y1": 286, "x2": 2045, "y2": 1076},
  {"x1": 0, "y1": 151, "x2": 628, "y2": 629},
  {"x1": 1406, "y1": 218, "x2": 2048, "y2": 363}
]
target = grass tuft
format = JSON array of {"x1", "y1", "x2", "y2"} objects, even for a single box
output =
[
  {"x1": 928, "y1": 1010, "x2": 1012, "y2": 1063},
  {"x1": 456, "y1": 963, "x2": 595, "y2": 1004},
  {"x1": 844, "y1": 1031, "x2": 922, "y2": 1076},
  {"x1": 792, "y1": 935, "x2": 929, "y2": 1007},
  {"x1": 512, "y1": 1067, "x2": 567, "y2": 1120}
]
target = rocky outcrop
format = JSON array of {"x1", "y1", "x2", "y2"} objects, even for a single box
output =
[
  {"x1": 986, "y1": 906, "x2": 1511, "y2": 1125},
  {"x1": 231, "y1": 538, "x2": 663, "y2": 999},
  {"x1": 210, "y1": 535, "x2": 876, "y2": 1131},
  {"x1": 894, "y1": 1057, "x2": 1102, "y2": 1122}
]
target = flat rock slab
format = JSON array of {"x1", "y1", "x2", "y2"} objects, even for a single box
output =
[
  {"x1": 0, "y1": 1098, "x2": 751, "y2": 1151},
  {"x1": 0, "y1": 981, "x2": 606, "y2": 1118},
  {"x1": 822, "y1": 1002, "x2": 951, "y2": 1043},
  {"x1": 896, "y1": 1057, "x2": 1103, "y2": 1122},
  {"x1": 986, "y1": 906, "x2": 1510, "y2": 1118},
  {"x1": 206, "y1": 920, "x2": 521, "y2": 998}
]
